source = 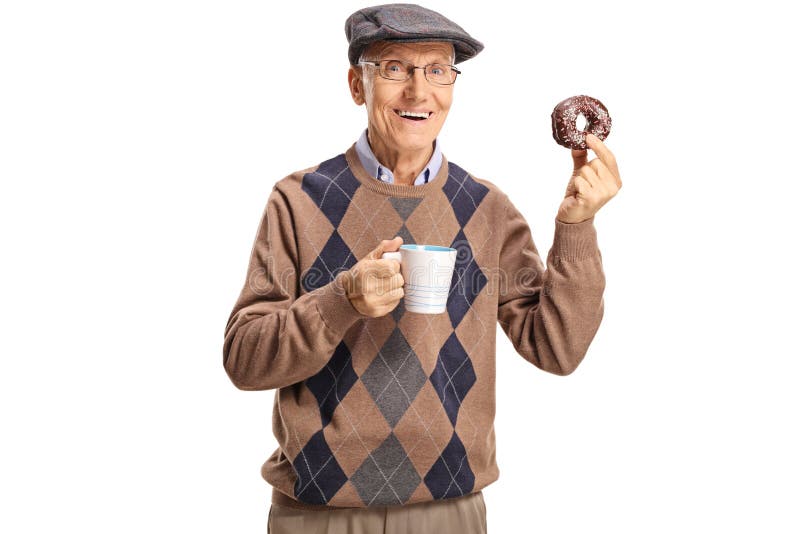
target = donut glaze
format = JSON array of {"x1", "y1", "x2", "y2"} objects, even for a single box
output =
[{"x1": 551, "y1": 95, "x2": 612, "y2": 150}]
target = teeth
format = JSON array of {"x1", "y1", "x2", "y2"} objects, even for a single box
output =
[{"x1": 398, "y1": 110, "x2": 430, "y2": 119}]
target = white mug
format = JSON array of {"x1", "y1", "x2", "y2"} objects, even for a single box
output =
[{"x1": 381, "y1": 244, "x2": 457, "y2": 314}]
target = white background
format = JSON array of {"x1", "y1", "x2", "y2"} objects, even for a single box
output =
[{"x1": 2, "y1": 0, "x2": 798, "y2": 532}]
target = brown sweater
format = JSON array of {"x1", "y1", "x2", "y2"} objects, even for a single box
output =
[{"x1": 223, "y1": 144, "x2": 606, "y2": 510}]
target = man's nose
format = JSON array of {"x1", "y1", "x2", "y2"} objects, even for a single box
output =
[{"x1": 403, "y1": 68, "x2": 429, "y2": 99}]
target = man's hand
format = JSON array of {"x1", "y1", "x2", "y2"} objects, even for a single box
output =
[
  {"x1": 557, "y1": 133, "x2": 622, "y2": 224},
  {"x1": 343, "y1": 237, "x2": 405, "y2": 318}
]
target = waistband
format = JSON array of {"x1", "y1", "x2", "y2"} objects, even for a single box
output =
[
  {"x1": 271, "y1": 487, "x2": 481, "y2": 511},
  {"x1": 271, "y1": 488, "x2": 359, "y2": 511}
]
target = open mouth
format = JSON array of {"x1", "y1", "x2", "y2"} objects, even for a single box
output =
[{"x1": 395, "y1": 110, "x2": 433, "y2": 122}]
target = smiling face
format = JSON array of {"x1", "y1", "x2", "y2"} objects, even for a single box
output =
[{"x1": 348, "y1": 41, "x2": 455, "y2": 160}]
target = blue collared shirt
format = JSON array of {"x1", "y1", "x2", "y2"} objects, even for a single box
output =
[{"x1": 355, "y1": 129, "x2": 443, "y2": 186}]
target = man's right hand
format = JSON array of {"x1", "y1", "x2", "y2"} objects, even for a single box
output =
[{"x1": 343, "y1": 237, "x2": 405, "y2": 318}]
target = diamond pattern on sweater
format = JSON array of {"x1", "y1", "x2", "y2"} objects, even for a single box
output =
[
  {"x1": 305, "y1": 341, "x2": 358, "y2": 427},
  {"x1": 429, "y1": 332, "x2": 476, "y2": 426},
  {"x1": 395, "y1": 223, "x2": 415, "y2": 246},
  {"x1": 351, "y1": 433, "x2": 422, "y2": 506},
  {"x1": 405, "y1": 195, "x2": 460, "y2": 248},
  {"x1": 442, "y1": 162, "x2": 489, "y2": 228},
  {"x1": 301, "y1": 154, "x2": 361, "y2": 227},
  {"x1": 399, "y1": 312, "x2": 454, "y2": 376},
  {"x1": 424, "y1": 431, "x2": 475, "y2": 499},
  {"x1": 293, "y1": 429, "x2": 348, "y2": 505},
  {"x1": 447, "y1": 229, "x2": 488, "y2": 328},
  {"x1": 361, "y1": 328, "x2": 428, "y2": 428},
  {"x1": 389, "y1": 197, "x2": 423, "y2": 221},
  {"x1": 338, "y1": 188, "x2": 401, "y2": 263},
  {"x1": 302, "y1": 230, "x2": 356, "y2": 292},
  {"x1": 323, "y1": 380, "x2": 393, "y2": 477},
  {"x1": 392, "y1": 380, "x2": 457, "y2": 476}
]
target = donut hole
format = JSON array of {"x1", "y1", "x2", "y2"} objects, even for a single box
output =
[{"x1": 576, "y1": 113, "x2": 588, "y2": 131}]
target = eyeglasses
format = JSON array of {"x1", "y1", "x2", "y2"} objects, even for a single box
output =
[{"x1": 358, "y1": 59, "x2": 461, "y2": 86}]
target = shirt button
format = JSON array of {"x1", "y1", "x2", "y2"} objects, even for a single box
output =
[{"x1": 380, "y1": 174, "x2": 389, "y2": 182}]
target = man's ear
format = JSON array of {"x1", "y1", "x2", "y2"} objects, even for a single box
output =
[{"x1": 348, "y1": 67, "x2": 365, "y2": 106}]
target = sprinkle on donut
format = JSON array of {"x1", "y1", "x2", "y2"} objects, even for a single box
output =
[{"x1": 551, "y1": 95, "x2": 612, "y2": 150}]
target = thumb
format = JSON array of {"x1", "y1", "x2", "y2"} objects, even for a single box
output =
[
  {"x1": 366, "y1": 236, "x2": 403, "y2": 260},
  {"x1": 572, "y1": 147, "x2": 588, "y2": 171}
]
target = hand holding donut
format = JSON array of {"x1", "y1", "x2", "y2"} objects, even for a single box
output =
[{"x1": 557, "y1": 133, "x2": 622, "y2": 224}]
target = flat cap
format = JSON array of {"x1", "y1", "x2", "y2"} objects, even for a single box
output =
[{"x1": 345, "y1": 3, "x2": 484, "y2": 66}]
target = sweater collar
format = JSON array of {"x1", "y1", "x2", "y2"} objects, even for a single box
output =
[
  {"x1": 354, "y1": 128, "x2": 443, "y2": 186},
  {"x1": 345, "y1": 143, "x2": 449, "y2": 198}
]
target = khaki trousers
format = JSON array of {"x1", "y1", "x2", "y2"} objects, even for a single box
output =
[{"x1": 268, "y1": 491, "x2": 487, "y2": 534}]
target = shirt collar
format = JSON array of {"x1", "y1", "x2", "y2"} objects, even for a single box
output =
[{"x1": 355, "y1": 128, "x2": 443, "y2": 186}]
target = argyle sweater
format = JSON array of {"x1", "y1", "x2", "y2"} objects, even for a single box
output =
[{"x1": 223, "y1": 144, "x2": 606, "y2": 510}]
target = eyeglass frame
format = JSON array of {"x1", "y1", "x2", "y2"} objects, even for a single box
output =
[{"x1": 357, "y1": 59, "x2": 462, "y2": 86}]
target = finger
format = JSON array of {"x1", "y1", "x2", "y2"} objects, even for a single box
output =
[
  {"x1": 390, "y1": 286, "x2": 404, "y2": 299},
  {"x1": 589, "y1": 159, "x2": 622, "y2": 197},
  {"x1": 573, "y1": 174, "x2": 593, "y2": 196},
  {"x1": 367, "y1": 259, "x2": 401, "y2": 278},
  {"x1": 366, "y1": 236, "x2": 403, "y2": 260},
  {"x1": 378, "y1": 259, "x2": 401, "y2": 276},
  {"x1": 585, "y1": 134, "x2": 620, "y2": 179},
  {"x1": 370, "y1": 286, "x2": 405, "y2": 309},
  {"x1": 377, "y1": 281, "x2": 405, "y2": 300},
  {"x1": 386, "y1": 272, "x2": 405, "y2": 290},
  {"x1": 577, "y1": 164, "x2": 600, "y2": 187},
  {"x1": 380, "y1": 287, "x2": 404, "y2": 304},
  {"x1": 572, "y1": 148, "x2": 588, "y2": 171},
  {"x1": 588, "y1": 158, "x2": 615, "y2": 185}
]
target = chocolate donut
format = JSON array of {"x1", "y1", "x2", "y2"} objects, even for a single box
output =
[{"x1": 551, "y1": 95, "x2": 612, "y2": 150}]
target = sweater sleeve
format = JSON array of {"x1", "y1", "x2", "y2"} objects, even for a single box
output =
[
  {"x1": 496, "y1": 195, "x2": 605, "y2": 376},
  {"x1": 223, "y1": 186, "x2": 364, "y2": 391}
]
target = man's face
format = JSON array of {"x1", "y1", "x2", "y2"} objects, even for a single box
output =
[{"x1": 350, "y1": 42, "x2": 455, "y2": 155}]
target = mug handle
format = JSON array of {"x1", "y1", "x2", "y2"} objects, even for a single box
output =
[{"x1": 381, "y1": 251, "x2": 402, "y2": 262}]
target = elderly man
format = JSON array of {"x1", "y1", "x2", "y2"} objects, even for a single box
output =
[{"x1": 223, "y1": 4, "x2": 620, "y2": 533}]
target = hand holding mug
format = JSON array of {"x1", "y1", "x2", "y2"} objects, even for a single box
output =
[{"x1": 344, "y1": 237, "x2": 405, "y2": 318}]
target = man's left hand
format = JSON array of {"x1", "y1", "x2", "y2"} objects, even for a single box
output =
[{"x1": 557, "y1": 133, "x2": 622, "y2": 224}]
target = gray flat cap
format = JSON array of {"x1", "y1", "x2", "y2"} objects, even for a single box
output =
[{"x1": 345, "y1": 3, "x2": 484, "y2": 66}]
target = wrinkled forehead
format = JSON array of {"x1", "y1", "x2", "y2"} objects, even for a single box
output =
[{"x1": 364, "y1": 41, "x2": 455, "y2": 63}]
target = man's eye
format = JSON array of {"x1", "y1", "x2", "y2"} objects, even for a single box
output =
[{"x1": 384, "y1": 61, "x2": 404, "y2": 73}]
